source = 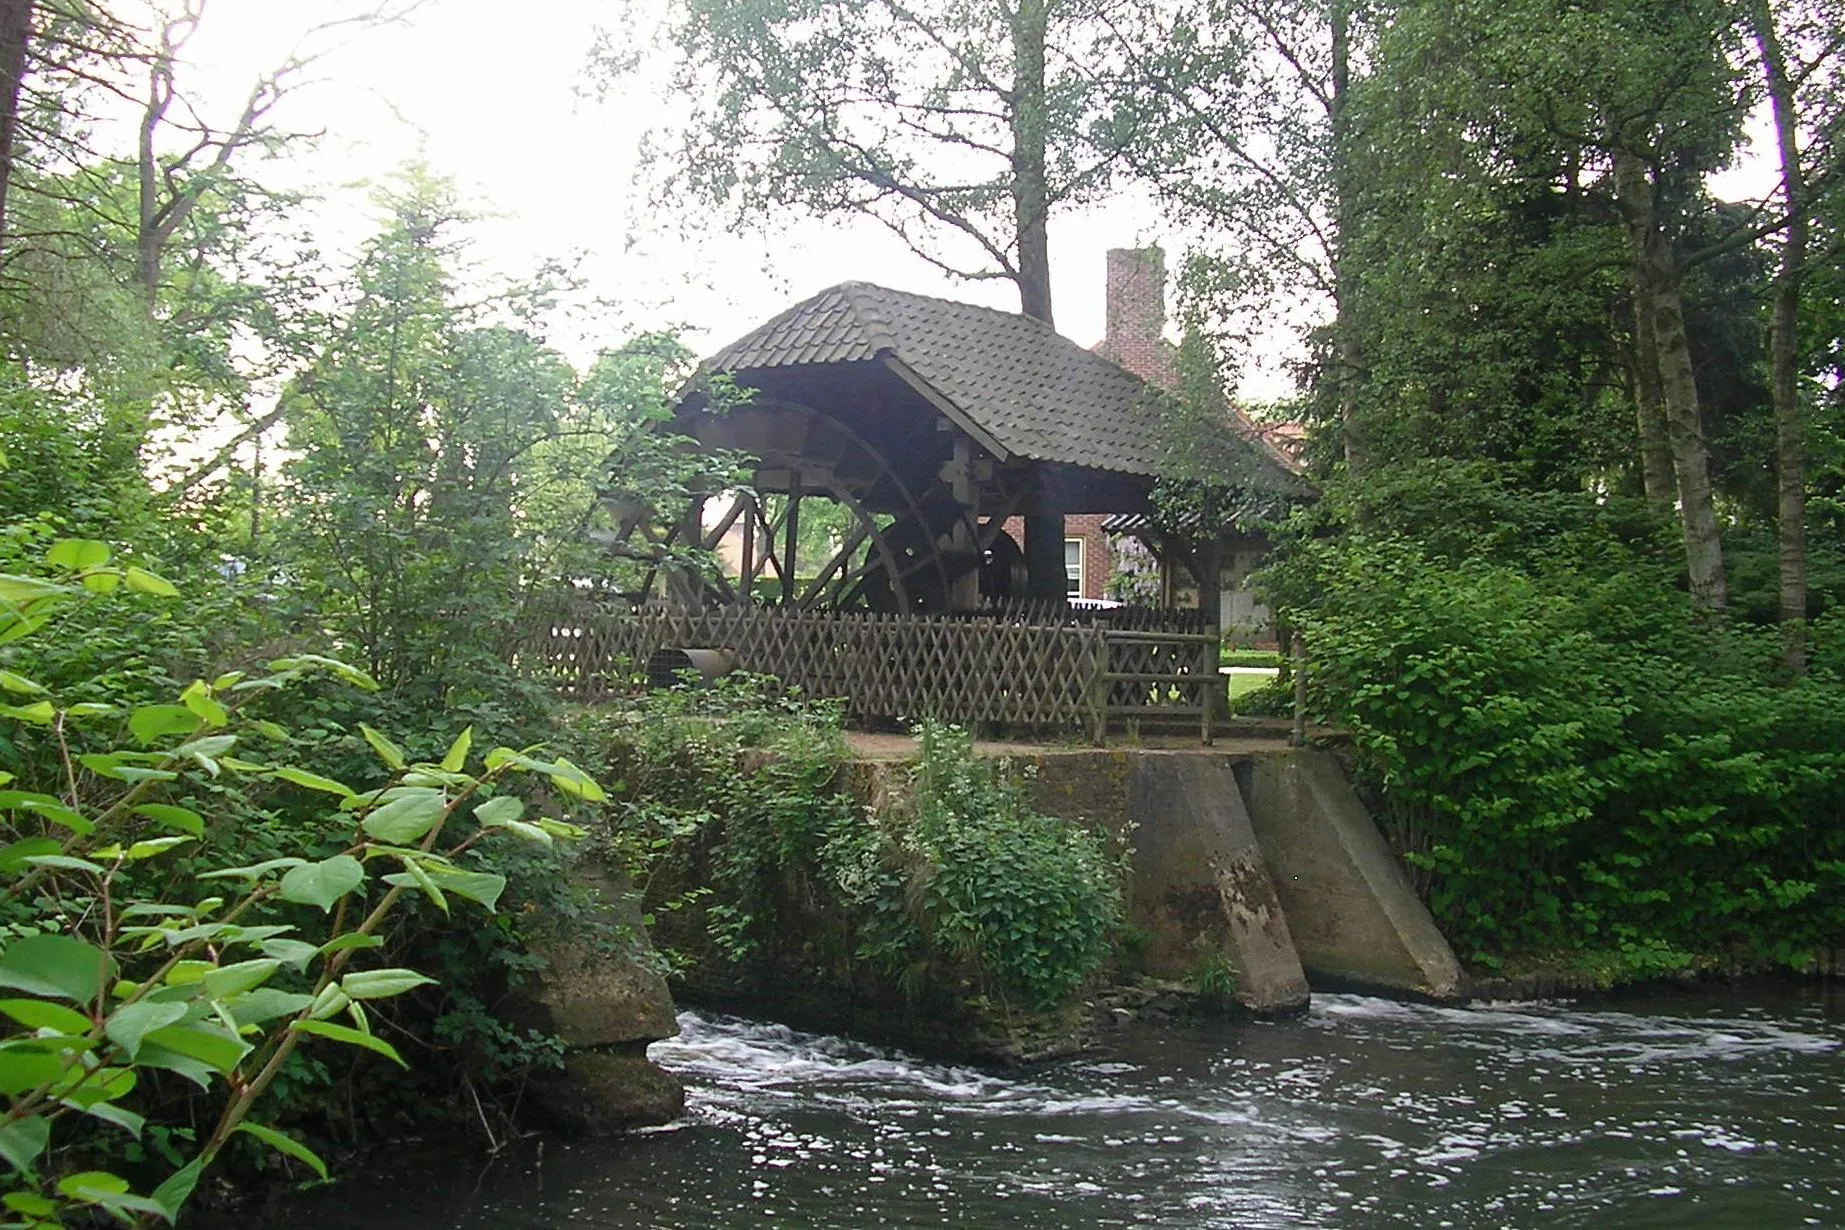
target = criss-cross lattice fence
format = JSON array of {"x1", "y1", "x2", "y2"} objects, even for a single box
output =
[{"x1": 520, "y1": 602, "x2": 1219, "y2": 742}]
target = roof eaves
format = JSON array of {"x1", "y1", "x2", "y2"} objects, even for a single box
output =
[{"x1": 878, "y1": 353, "x2": 1013, "y2": 462}]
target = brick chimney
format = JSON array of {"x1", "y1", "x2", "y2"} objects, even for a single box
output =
[{"x1": 1096, "y1": 247, "x2": 1179, "y2": 392}]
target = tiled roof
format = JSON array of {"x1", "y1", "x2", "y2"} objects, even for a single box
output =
[{"x1": 702, "y1": 281, "x2": 1297, "y2": 487}]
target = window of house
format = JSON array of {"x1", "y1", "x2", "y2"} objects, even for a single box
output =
[{"x1": 1064, "y1": 537, "x2": 1084, "y2": 596}]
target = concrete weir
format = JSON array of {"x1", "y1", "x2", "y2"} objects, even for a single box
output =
[{"x1": 903, "y1": 740, "x2": 1467, "y2": 1009}]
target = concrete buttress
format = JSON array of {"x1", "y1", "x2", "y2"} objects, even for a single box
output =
[
  {"x1": 1238, "y1": 750, "x2": 1465, "y2": 1000},
  {"x1": 1125, "y1": 754, "x2": 1311, "y2": 1015}
]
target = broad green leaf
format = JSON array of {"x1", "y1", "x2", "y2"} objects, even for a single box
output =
[
  {"x1": 0, "y1": 669, "x2": 44, "y2": 696},
  {"x1": 0, "y1": 836, "x2": 60, "y2": 871},
  {"x1": 179, "y1": 681, "x2": 229, "y2": 728},
  {"x1": 215, "y1": 925, "x2": 295, "y2": 947},
  {"x1": 537, "y1": 817, "x2": 588, "y2": 842},
  {"x1": 316, "y1": 933, "x2": 383, "y2": 956},
  {"x1": 157, "y1": 922, "x2": 234, "y2": 946},
  {"x1": 0, "y1": 998, "x2": 90, "y2": 1033},
  {"x1": 133, "y1": 804, "x2": 203, "y2": 837},
  {"x1": 0, "y1": 1043, "x2": 77, "y2": 1094},
  {"x1": 23, "y1": 853, "x2": 106, "y2": 873},
  {"x1": 143, "y1": 1020, "x2": 251, "y2": 1074},
  {"x1": 197, "y1": 856, "x2": 306, "y2": 881},
  {"x1": 383, "y1": 861, "x2": 447, "y2": 914},
  {"x1": 129, "y1": 704, "x2": 197, "y2": 746},
  {"x1": 0, "y1": 934, "x2": 115, "y2": 1004},
  {"x1": 340, "y1": 968, "x2": 437, "y2": 1000},
  {"x1": 164, "y1": 960, "x2": 215, "y2": 985},
  {"x1": 224, "y1": 988, "x2": 316, "y2": 1028},
  {"x1": 4, "y1": 1191, "x2": 57, "y2": 1216},
  {"x1": 4, "y1": 794, "x2": 91, "y2": 834},
  {"x1": 133, "y1": 1041, "x2": 217, "y2": 1088},
  {"x1": 308, "y1": 985, "x2": 350, "y2": 1021},
  {"x1": 200, "y1": 959, "x2": 280, "y2": 1001},
  {"x1": 429, "y1": 870, "x2": 507, "y2": 912},
  {"x1": 401, "y1": 768, "x2": 469, "y2": 788},
  {"x1": 484, "y1": 818, "x2": 553, "y2": 847},
  {"x1": 65, "y1": 702, "x2": 116, "y2": 719},
  {"x1": 548, "y1": 757, "x2": 609, "y2": 803},
  {"x1": 266, "y1": 654, "x2": 381, "y2": 692},
  {"x1": 0, "y1": 574, "x2": 67, "y2": 604},
  {"x1": 79, "y1": 570, "x2": 121, "y2": 593},
  {"x1": 70, "y1": 1097, "x2": 145, "y2": 1138},
  {"x1": 0, "y1": 700, "x2": 53, "y2": 725},
  {"x1": 237, "y1": 1121, "x2": 329, "y2": 1180},
  {"x1": 361, "y1": 789, "x2": 446, "y2": 844},
  {"x1": 440, "y1": 726, "x2": 473, "y2": 772},
  {"x1": 358, "y1": 723, "x2": 406, "y2": 770},
  {"x1": 151, "y1": 1158, "x2": 205, "y2": 1219},
  {"x1": 0, "y1": 1115, "x2": 49, "y2": 1177},
  {"x1": 175, "y1": 734, "x2": 236, "y2": 760},
  {"x1": 55, "y1": 1064, "x2": 135, "y2": 1103},
  {"x1": 278, "y1": 855, "x2": 365, "y2": 913},
  {"x1": 44, "y1": 539, "x2": 110, "y2": 571},
  {"x1": 472, "y1": 795, "x2": 524, "y2": 826},
  {"x1": 112, "y1": 766, "x2": 181, "y2": 784},
  {"x1": 58, "y1": 1170, "x2": 171, "y2": 1222},
  {"x1": 58, "y1": 1169, "x2": 126, "y2": 1195},
  {"x1": 123, "y1": 566, "x2": 180, "y2": 597},
  {"x1": 260, "y1": 938, "x2": 320, "y2": 971},
  {"x1": 118, "y1": 904, "x2": 194, "y2": 919},
  {"x1": 251, "y1": 719, "x2": 291, "y2": 742},
  {"x1": 271, "y1": 766, "x2": 354, "y2": 797},
  {"x1": 292, "y1": 1018, "x2": 406, "y2": 1067},
  {"x1": 126, "y1": 836, "x2": 193, "y2": 860},
  {"x1": 105, "y1": 1002, "x2": 189, "y2": 1058}
]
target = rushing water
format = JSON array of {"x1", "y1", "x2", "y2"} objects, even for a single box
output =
[{"x1": 270, "y1": 985, "x2": 1845, "y2": 1229}]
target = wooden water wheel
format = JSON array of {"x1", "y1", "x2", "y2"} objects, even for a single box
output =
[{"x1": 597, "y1": 400, "x2": 987, "y2": 612}]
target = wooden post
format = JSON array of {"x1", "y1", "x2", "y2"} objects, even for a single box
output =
[
  {"x1": 1197, "y1": 536, "x2": 1224, "y2": 737},
  {"x1": 740, "y1": 496, "x2": 755, "y2": 604},
  {"x1": 1089, "y1": 630, "x2": 1109, "y2": 745},
  {"x1": 665, "y1": 495, "x2": 706, "y2": 611},
  {"x1": 1023, "y1": 472, "x2": 1066, "y2": 606},
  {"x1": 1290, "y1": 632, "x2": 1309, "y2": 747},
  {"x1": 945, "y1": 434, "x2": 982, "y2": 612},
  {"x1": 782, "y1": 473, "x2": 801, "y2": 606}
]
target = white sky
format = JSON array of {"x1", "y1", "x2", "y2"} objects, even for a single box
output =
[{"x1": 173, "y1": 0, "x2": 1237, "y2": 389}]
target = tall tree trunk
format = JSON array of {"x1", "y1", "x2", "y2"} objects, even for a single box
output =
[
  {"x1": 1753, "y1": 0, "x2": 1808, "y2": 674},
  {"x1": 1329, "y1": 0, "x2": 1365, "y2": 474},
  {"x1": 0, "y1": 0, "x2": 32, "y2": 249},
  {"x1": 1627, "y1": 291, "x2": 1676, "y2": 505},
  {"x1": 1010, "y1": 0, "x2": 1053, "y2": 325},
  {"x1": 1615, "y1": 148, "x2": 1728, "y2": 614}
]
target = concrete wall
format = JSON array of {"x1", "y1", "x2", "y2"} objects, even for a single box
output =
[{"x1": 1010, "y1": 745, "x2": 1465, "y2": 1006}]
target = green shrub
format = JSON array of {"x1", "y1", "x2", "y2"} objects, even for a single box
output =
[
  {"x1": 1269, "y1": 516, "x2": 1845, "y2": 968},
  {"x1": 0, "y1": 542, "x2": 602, "y2": 1224},
  {"x1": 594, "y1": 692, "x2": 1123, "y2": 1011}
]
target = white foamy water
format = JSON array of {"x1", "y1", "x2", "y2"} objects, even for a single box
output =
[{"x1": 265, "y1": 985, "x2": 1845, "y2": 1230}]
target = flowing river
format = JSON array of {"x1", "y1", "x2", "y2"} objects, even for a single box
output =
[{"x1": 271, "y1": 983, "x2": 1845, "y2": 1228}]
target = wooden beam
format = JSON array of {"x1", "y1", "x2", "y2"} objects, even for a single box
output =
[{"x1": 880, "y1": 354, "x2": 1011, "y2": 461}]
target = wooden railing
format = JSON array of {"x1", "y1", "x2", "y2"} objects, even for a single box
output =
[{"x1": 520, "y1": 602, "x2": 1221, "y2": 743}]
